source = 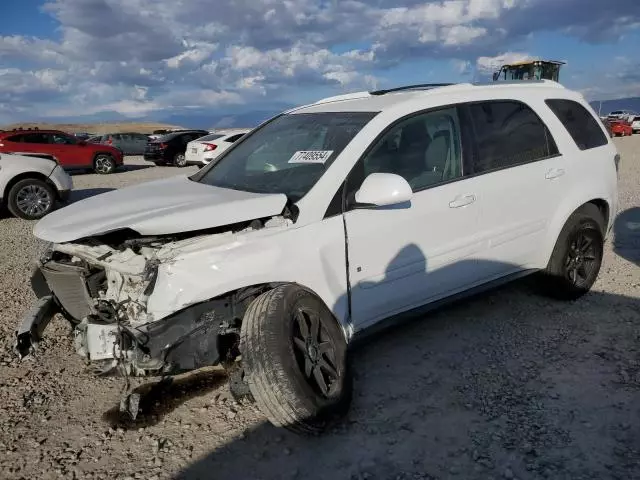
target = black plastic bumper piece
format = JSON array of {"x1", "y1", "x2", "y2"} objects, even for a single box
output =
[
  {"x1": 30, "y1": 266, "x2": 51, "y2": 299},
  {"x1": 135, "y1": 297, "x2": 232, "y2": 374},
  {"x1": 58, "y1": 189, "x2": 71, "y2": 202},
  {"x1": 15, "y1": 295, "x2": 59, "y2": 358}
]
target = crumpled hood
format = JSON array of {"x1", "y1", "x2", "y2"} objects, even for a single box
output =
[{"x1": 34, "y1": 175, "x2": 288, "y2": 243}]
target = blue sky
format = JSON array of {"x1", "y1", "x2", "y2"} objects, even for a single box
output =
[{"x1": 1, "y1": 0, "x2": 639, "y2": 124}]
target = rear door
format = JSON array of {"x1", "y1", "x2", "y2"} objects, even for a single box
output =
[
  {"x1": 132, "y1": 133, "x2": 149, "y2": 154},
  {"x1": 114, "y1": 134, "x2": 129, "y2": 153},
  {"x1": 460, "y1": 99, "x2": 564, "y2": 274}
]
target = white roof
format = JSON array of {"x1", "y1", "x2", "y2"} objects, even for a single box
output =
[{"x1": 293, "y1": 80, "x2": 567, "y2": 115}]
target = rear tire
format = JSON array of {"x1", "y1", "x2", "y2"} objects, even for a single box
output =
[
  {"x1": 240, "y1": 285, "x2": 352, "y2": 435},
  {"x1": 536, "y1": 204, "x2": 604, "y2": 301},
  {"x1": 174, "y1": 153, "x2": 187, "y2": 167},
  {"x1": 94, "y1": 154, "x2": 115, "y2": 174},
  {"x1": 7, "y1": 178, "x2": 56, "y2": 220}
]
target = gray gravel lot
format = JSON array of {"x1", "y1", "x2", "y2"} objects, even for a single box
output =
[{"x1": 0, "y1": 142, "x2": 639, "y2": 480}]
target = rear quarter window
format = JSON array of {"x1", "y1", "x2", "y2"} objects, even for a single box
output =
[{"x1": 545, "y1": 99, "x2": 608, "y2": 150}]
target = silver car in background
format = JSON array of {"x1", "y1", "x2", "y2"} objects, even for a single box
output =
[{"x1": 92, "y1": 132, "x2": 150, "y2": 155}]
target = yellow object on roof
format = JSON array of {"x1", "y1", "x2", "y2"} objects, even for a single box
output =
[{"x1": 504, "y1": 59, "x2": 565, "y2": 67}]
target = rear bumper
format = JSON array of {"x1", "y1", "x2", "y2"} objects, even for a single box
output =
[{"x1": 185, "y1": 159, "x2": 206, "y2": 166}]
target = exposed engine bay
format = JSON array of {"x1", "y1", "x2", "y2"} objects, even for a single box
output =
[{"x1": 18, "y1": 215, "x2": 292, "y2": 377}]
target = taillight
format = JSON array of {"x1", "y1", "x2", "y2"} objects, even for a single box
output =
[
  {"x1": 159, "y1": 143, "x2": 168, "y2": 149},
  {"x1": 203, "y1": 143, "x2": 217, "y2": 152}
]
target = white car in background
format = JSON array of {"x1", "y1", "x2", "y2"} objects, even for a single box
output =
[
  {"x1": 0, "y1": 153, "x2": 73, "y2": 220},
  {"x1": 185, "y1": 129, "x2": 250, "y2": 167},
  {"x1": 631, "y1": 115, "x2": 640, "y2": 133}
]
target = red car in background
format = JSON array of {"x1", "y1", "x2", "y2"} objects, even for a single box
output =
[
  {"x1": 609, "y1": 120, "x2": 633, "y2": 137},
  {"x1": 0, "y1": 129, "x2": 124, "y2": 174}
]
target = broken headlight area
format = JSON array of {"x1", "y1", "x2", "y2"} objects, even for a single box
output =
[{"x1": 17, "y1": 219, "x2": 285, "y2": 375}]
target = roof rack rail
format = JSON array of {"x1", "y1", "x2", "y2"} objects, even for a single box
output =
[
  {"x1": 312, "y1": 91, "x2": 372, "y2": 105},
  {"x1": 369, "y1": 83, "x2": 456, "y2": 96},
  {"x1": 472, "y1": 79, "x2": 564, "y2": 88}
]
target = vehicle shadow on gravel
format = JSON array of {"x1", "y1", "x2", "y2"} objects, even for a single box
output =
[
  {"x1": 177, "y1": 245, "x2": 640, "y2": 480},
  {"x1": 118, "y1": 164, "x2": 155, "y2": 173},
  {"x1": 614, "y1": 207, "x2": 640, "y2": 266},
  {"x1": 68, "y1": 187, "x2": 115, "y2": 202},
  {"x1": 102, "y1": 368, "x2": 227, "y2": 429}
]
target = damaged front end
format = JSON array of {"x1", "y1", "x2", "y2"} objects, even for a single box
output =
[{"x1": 15, "y1": 219, "x2": 285, "y2": 377}]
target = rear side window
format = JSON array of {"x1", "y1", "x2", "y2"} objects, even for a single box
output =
[
  {"x1": 466, "y1": 100, "x2": 558, "y2": 174},
  {"x1": 545, "y1": 99, "x2": 608, "y2": 150},
  {"x1": 7, "y1": 133, "x2": 49, "y2": 143}
]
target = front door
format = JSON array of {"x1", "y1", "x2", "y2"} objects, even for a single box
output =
[
  {"x1": 344, "y1": 107, "x2": 487, "y2": 330},
  {"x1": 49, "y1": 132, "x2": 86, "y2": 167}
]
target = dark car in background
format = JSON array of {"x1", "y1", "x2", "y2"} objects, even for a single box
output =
[
  {"x1": 93, "y1": 132, "x2": 149, "y2": 155},
  {"x1": 0, "y1": 129, "x2": 124, "y2": 174},
  {"x1": 143, "y1": 130, "x2": 209, "y2": 166}
]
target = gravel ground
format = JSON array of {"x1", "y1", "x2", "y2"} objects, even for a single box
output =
[{"x1": 0, "y1": 141, "x2": 638, "y2": 480}]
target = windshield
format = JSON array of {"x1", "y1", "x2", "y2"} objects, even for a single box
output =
[{"x1": 195, "y1": 111, "x2": 377, "y2": 201}]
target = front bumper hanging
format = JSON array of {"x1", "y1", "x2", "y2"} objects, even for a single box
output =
[{"x1": 15, "y1": 295, "x2": 59, "y2": 358}]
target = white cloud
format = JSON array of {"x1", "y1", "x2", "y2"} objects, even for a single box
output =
[{"x1": 0, "y1": 0, "x2": 638, "y2": 122}]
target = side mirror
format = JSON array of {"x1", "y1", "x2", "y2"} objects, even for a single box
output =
[
  {"x1": 354, "y1": 173, "x2": 412, "y2": 208},
  {"x1": 492, "y1": 71, "x2": 499, "y2": 81}
]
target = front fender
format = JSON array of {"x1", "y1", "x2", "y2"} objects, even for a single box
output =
[{"x1": 146, "y1": 217, "x2": 349, "y2": 331}]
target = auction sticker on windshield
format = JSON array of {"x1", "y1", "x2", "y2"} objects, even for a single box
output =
[{"x1": 288, "y1": 150, "x2": 334, "y2": 164}]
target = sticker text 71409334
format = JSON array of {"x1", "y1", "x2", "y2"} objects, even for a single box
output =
[{"x1": 288, "y1": 150, "x2": 334, "y2": 165}]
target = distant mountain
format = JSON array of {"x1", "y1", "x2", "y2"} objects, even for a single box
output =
[
  {"x1": 1, "y1": 121, "x2": 182, "y2": 135},
  {"x1": 158, "y1": 108, "x2": 289, "y2": 129},
  {"x1": 589, "y1": 97, "x2": 640, "y2": 116}
]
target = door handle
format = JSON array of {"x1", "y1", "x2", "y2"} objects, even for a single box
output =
[
  {"x1": 449, "y1": 194, "x2": 476, "y2": 208},
  {"x1": 545, "y1": 168, "x2": 565, "y2": 180}
]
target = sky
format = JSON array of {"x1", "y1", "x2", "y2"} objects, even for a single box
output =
[{"x1": 1, "y1": 0, "x2": 639, "y2": 124}]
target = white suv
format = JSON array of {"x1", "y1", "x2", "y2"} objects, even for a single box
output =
[
  {"x1": 1, "y1": 153, "x2": 73, "y2": 219},
  {"x1": 16, "y1": 81, "x2": 618, "y2": 434}
]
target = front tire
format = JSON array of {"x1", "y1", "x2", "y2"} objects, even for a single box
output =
[
  {"x1": 537, "y1": 204, "x2": 604, "y2": 300},
  {"x1": 94, "y1": 154, "x2": 115, "y2": 174},
  {"x1": 240, "y1": 285, "x2": 352, "y2": 434},
  {"x1": 7, "y1": 178, "x2": 56, "y2": 220}
]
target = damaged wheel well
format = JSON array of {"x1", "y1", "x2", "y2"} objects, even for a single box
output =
[
  {"x1": 150, "y1": 282, "x2": 342, "y2": 374},
  {"x1": 211, "y1": 282, "x2": 341, "y2": 361}
]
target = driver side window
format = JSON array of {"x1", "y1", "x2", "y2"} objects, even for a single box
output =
[
  {"x1": 360, "y1": 107, "x2": 463, "y2": 193},
  {"x1": 51, "y1": 133, "x2": 74, "y2": 145}
]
